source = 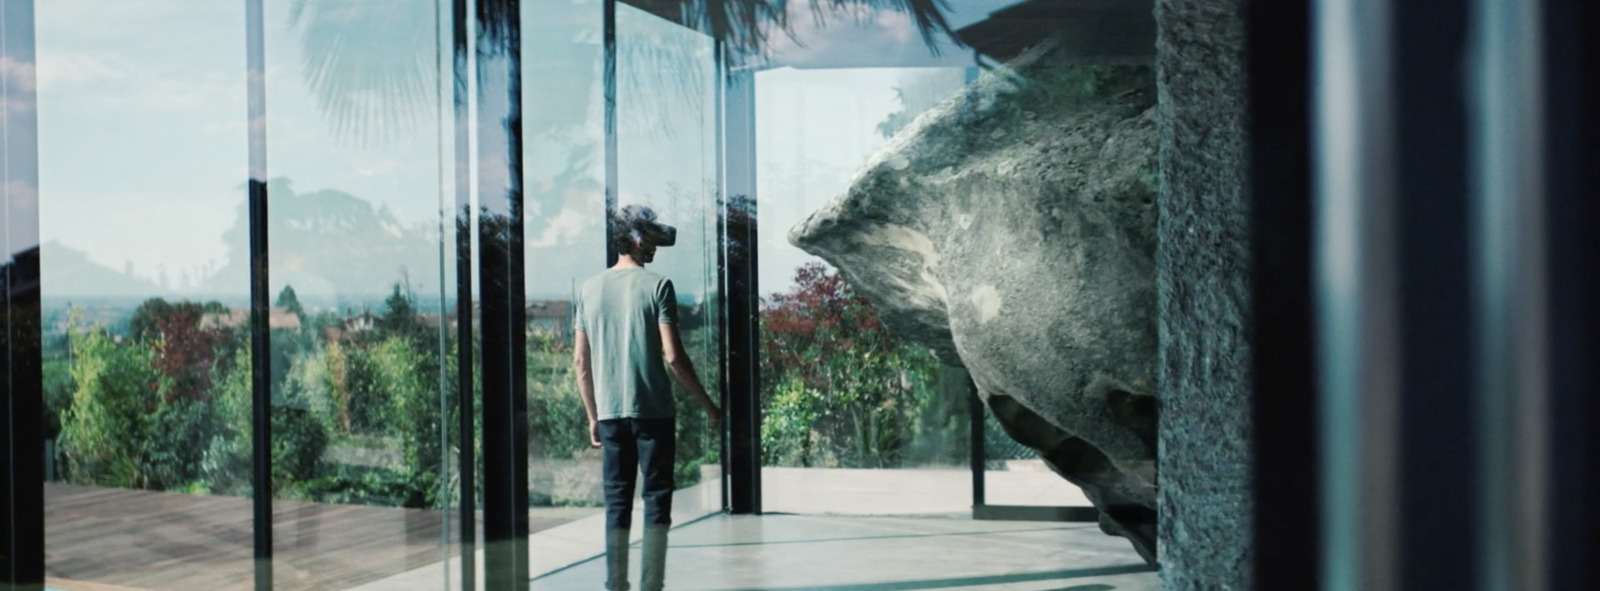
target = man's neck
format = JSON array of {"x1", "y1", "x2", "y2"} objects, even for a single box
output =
[{"x1": 612, "y1": 255, "x2": 644, "y2": 270}]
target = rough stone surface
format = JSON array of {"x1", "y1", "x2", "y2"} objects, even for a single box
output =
[
  {"x1": 789, "y1": 38, "x2": 1162, "y2": 563},
  {"x1": 1154, "y1": 0, "x2": 1253, "y2": 588}
]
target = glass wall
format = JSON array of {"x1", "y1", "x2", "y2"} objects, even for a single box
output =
[
  {"x1": 517, "y1": 0, "x2": 723, "y2": 580},
  {"x1": 755, "y1": 65, "x2": 975, "y2": 515},
  {"x1": 613, "y1": 2, "x2": 721, "y2": 509},
  {"x1": 260, "y1": 0, "x2": 457, "y2": 588},
  {"x1": 32, "y1": 1, "x2": 467, "y2": 589},
  {"x1": 34, "y1": 2, "x2": 258, "y2": 588},
  {"x1": 520, "y1": 0, "x2": 608, "y2": 535}
]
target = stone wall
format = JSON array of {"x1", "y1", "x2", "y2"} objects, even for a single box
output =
[{"x1": 1153, "y1": 0, "x2": 1253, "y2": 587}]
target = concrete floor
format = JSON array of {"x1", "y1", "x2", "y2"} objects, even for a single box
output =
[
  {"x1": 352, "y1": 467, "x2": 1142, "y2": 591},
  {"x1": 531, "y1": 514, "x2": 1158, "y2": 591}
]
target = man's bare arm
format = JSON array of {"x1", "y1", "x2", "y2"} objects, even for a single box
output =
[
  {"x1": 574, "y1": 330, "x2": 599, "y2": 425},
  {"x1": 659, "y1": 323, "x2": 720, "y2": 424}
]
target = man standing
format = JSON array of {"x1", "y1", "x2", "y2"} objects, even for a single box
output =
[{"x1": 574, "y1": 204, "x2": 722, "y2": 591}]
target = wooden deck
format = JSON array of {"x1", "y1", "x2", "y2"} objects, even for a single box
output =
[{"x1": 44, "y1": 483, "x2": 591, "y2": 591}]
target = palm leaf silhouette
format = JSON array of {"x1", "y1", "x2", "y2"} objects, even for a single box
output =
[{"x1": 292, "y1": 0, "x2": 954, "y2": 146}]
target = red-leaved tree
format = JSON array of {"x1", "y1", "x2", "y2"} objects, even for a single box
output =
[{"x1": 149, "y1": 304, "x2": 232, "y2": 402}]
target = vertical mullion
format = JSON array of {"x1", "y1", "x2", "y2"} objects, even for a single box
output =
[
  {"x1": 603, "y1": 0, "x2": 618, "y2": 268},
  {"x1": 1314, "y1": 0, "x2": 1401, "y2": 589},
  {"x1": 1, "y1": 0, "x2": 44, "y2": 586},
  {"x1": 476, "y1": 0, "x2": 528, "y2": 588},
  {"x1": 968, "y1": 378, "x2": 984, "y2": 510},
  {"x1": 713, "y1": 39, "x2": 729, "y2": 513},
  {"x1": 1540, "y1": 1, "x2": 1600, "y2": 589},
  {"x1": 244, "y1": 1, "x2": 273, "y2": 589},
  {"x1": 722, "y1": 67, "x2": 760, "y2": 515},
  {"x1": 960, "y1": 66, "x2": 985, "y2": 517},
  {"x1": 1246, "y1": 0, "x2": 1318, "y2": 588},
  {"x1": 1472, "y1": 0, "x2": 1551, "y2": 588},
  {"x1": 452, "y1": 0, "x2": 476, "y2": 589}
]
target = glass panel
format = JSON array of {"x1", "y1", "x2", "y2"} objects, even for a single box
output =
[
  {"x1": 518, "y1": 2, "x2": 723, "y2": 578},
  {"x1": 520, "y1": 0, "x2": 609, "y2": 552},
  {"x1": 34, "y1": 2, "x2": 257, "y2": 588},
  {"x1": 756, "y1": 66, "x2": 973, "y2": 515},
  {"x1": 260, "y1": 0, "x2": 456, "y2": 588},
  {"x1": 614, "y1": 2, "x2": 721, "y2": 513},
  {"x1": 981, "y1": 406, "x2": 1093, "y2": 508}
]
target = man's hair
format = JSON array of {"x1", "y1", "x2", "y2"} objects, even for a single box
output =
[{"x1": 609, "y1": 204, "x2": 676, "y2": 252}]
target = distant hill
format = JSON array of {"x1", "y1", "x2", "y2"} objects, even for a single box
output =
[
  {"x1": 39, "y1": 241, "x2": 168, "y2": 298},
  {"x1": 205, "y1": 178, "x2": 440, "y2": 298}
]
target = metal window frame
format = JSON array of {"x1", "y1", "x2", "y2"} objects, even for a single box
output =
[
  {"x1": 1, "y1": 0, "x2": 44, "y2": 586},
  {"x1": 1245, "y1": 0, "x2": 1318, "y2": 589},
  {"x1": 474, "y1": 1, "x2": 531, "y2": 588},
  {"x1": 720, "y1": 56, "x2": 761, "y2": 516}
]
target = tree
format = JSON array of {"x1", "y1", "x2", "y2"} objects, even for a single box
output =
[
  {"x1": 759, "y1": 263, "x2": 943, "y2": 468},
  {"x1": 379, "y1": 280, "x2": 423, "y2": 343},
  {"x1": 276, "y1": 284, "x2": 305, "y2": 318}
]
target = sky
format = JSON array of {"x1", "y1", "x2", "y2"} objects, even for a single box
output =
[{"x1": 24, "y1": 0, "x2": 1018, "y2": 303}]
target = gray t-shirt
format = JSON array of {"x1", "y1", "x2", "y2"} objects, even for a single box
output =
[{"x1": 574, "y1": 267, "x2": 679, "y2": 420}]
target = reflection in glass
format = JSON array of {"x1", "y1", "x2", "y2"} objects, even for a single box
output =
[
  {"x1": 520, "y1": 0, "x2": 606, "y2": 526},
  {"x1": 34, "y1": 2, "x2": 257, "y2": 588},
  {"x1": 614, "y1": 2, "x2": 721, "y2": 506},
  {"x1": 261, "y1": 0, "x2": 457, "y2": 588}
]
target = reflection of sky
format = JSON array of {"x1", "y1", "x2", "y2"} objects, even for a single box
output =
[
  {"x1": 29, "y1": 0, "x2": 997, "y2": 299},
  {"x1": 35, "y1": 1, "x2": 246, "y2": 292}
]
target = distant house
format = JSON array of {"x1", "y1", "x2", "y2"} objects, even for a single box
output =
[
  {"x1": 200, "y1": 307, "x2": 302, "y2": 331},
  {"x1": 526, "y1": 300, "x2": 573, "y2": 339},
  {"x1": 344, "y1": 308, "x2": 377, "y2": 333}
]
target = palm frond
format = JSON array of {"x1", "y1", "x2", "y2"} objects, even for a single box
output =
[{"x1": 294, "y1": 0, "x2": 954, "y2": 147}]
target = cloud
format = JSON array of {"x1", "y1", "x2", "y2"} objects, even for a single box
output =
[
  {"x1": 529, "y1": 182, "x2": 605, "y2": 249},
  {"x1": 34, "y1": 52, "x2": 130, "y2": 90},
  {"x1": 1, "y1": 57, "x2": 38, "y2": 116}
]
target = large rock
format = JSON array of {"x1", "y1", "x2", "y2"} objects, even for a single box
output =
[{"x1": 789, "y1": 38, "x2": 1162, "y2": 563}]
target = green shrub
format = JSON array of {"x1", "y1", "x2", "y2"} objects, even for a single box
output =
[
  {"x1": 57, "y1": 320, "x2": 161, "y2": 488},
  {"x1": 139, "y1": 396, "x2": 222, "y2": 490}
]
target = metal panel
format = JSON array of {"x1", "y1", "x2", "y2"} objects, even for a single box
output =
[{"x1": 1245, "y1": 0, "x2": 1318, "y2": 588}]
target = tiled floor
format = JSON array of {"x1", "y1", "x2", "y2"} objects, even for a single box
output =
[{"x1": 530, "y1": 514, "x2": 1158, "y2": 591}]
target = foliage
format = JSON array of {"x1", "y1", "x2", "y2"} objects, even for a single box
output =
[
  {"x1": 369, "y1": 335, "x2": 444, "y2": 507},
  {"x1": 57, "y1": 316, "x2": 162, "y2": 488},
  {"x1": 150, "y1": 303, "x2": 232, "y2": 402},
  {"x1": 129, "y1": 298, "x2": 225, "y2": 342},
  {"x1": 139, "y1": 396, "x2": 223, "y2": 490},
  {"x1": 276, "y1": 285, "x2": 305, "y2": 318},
  {"x1": 527, "y1": 331, "x2": 589, "y2": 463},
  {"x1": 759, "y1": 263, "x2": 959, "y2": 469}
]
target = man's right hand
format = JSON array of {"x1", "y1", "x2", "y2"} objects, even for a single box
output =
[{"x1": 706, "y1": 405, "x2": 724, "y2": 432}]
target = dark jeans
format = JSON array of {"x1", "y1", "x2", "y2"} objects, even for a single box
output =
[{"x1": 599, "y1": 417, "x2": 676, "y2": 531}]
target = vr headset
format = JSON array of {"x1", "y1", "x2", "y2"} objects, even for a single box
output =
[
  {"x1": 618, "y1": 204, "x2": 677, "y2": 248},
  {"x1": 639, "y1": 220, "x2": 677, "y2": 247}
]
